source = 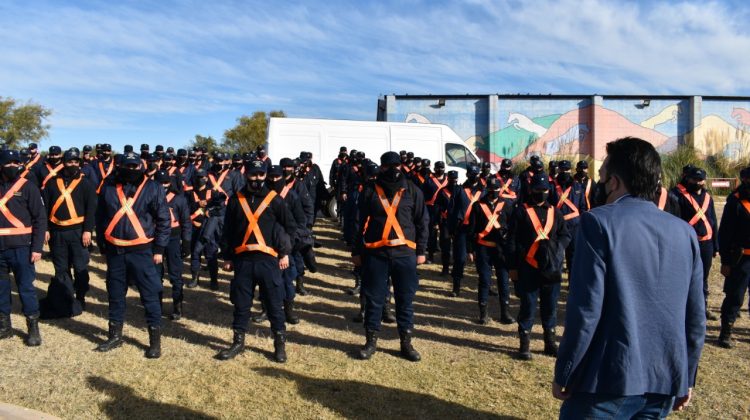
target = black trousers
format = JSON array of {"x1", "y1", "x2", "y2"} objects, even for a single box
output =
[
  {"x1": 157, "y1": 235, "x2": 184, "y2": 301},
  {"x1": 49, "y1": 228, "x2": 90, "y2": 300},
  {"x1": 721, "y1": 256, "x2": 750, "y2": 324},
  {"x1": 362, "y1": 253, "x2": 418, "y2": 334},
  {"x1": 230, "y1": 256, "x2": 285, "y2": 333},
  {"x1": 698, "y1": 240, "x2": 714, "y2": 303}
]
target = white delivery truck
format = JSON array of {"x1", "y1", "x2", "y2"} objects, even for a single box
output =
[{"x1": 266, "y1": 117, "x2": 480, "y2": 185}]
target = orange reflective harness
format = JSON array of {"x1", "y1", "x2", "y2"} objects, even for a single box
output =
[
  {"x1": 678, "y1": 185, "x2": 713, "y2": 241},
  {"x1": 735, "y1": 193, "x2": 750, "y2": 255},
  {"x1": 476, "y1": 201, "x2": 505, "y2": 247},
  {"x1": 440, "y1": 188, "x2": 452, "y2": 220},
  {"x1": 657, "y1": 187, "x2": 668, "y2": 210},
  {"x1": 49, "y1": 177, "x2": 85, "y2": 226},
  {"x1": 364, "y1": 184, "x2": 416, "y2": 250},
  {"x1": 103, "y1": 179, "x2": 153, "y2": 246},
  {"x1": 555, "y1": 185, "x2": 580, "y2": 221},
  {"x1": 234, "y1": 191, "x2": 278, "y2": 257},
  {"x1": 166, "y1": 192, "x2": 180, "y2": 228},
  {"x1": 583, "y1": 178, "x2": 592, "y2": 210},
  {"x1": 96, "y1": 160, "x2": 114, "y2": 194},
  {"x1": 190, "y1": 189, "x2": 212, "y2": 227},
  {"x1": 280, "y1": 179, "x2": 295, "y2": 199},
  {"x1": 41, "y1": 163, "x2": 64, "y2": 189},
  {"x1": 0, "y1": 178, "x2": 32, "y2": 236},
  {"x1": 524, "y1": 204, "x2": 554, "y2": 269},
  {"x1": 425, "y1": 175, "x2": 448, "y2": 206},
  {"x1": 209, "y1": 170, "x2": 229, "y2": 203},
  {"x1": 461, "y1": 188, "x2": 482, "y2": 226},
  {"x1": 19, "y1": 154, "x2": 41, "y2": 179},
  {"x1": 498, "y1": 176, "x2": 517, "y2": 199}
]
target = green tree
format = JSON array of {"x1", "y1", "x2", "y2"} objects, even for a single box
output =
[
  {"x1": 222, "y1": 110, "x2": 285, "y2": 153},
  {"x1": 0, "y1": 97, "x2": 52, "y2": 149},
  {"x1": 188, "y1": 134, "x2": 221, "y2": 153}
]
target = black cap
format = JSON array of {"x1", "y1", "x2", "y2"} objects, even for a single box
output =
[
  {"x1": 576, "y1": 160, "x2": 588, "y2": 169},
  {"x1": 0, "y1": 150, "x2": 21, "y2": 165},
  {"x1": 340, "y1": 146, "x2": 347, "y2": 152},
  {"x1": 381, "y1": 151, "x2": 401, "y2": 166},
  {"x1": 49, "y1": 146, "x2": 62, "y2": 155},
  {"x1": 406, "y1": 152, "x2": 414, "y2": 159},
  {"x1": 531, "y1": 160, "x2": 544, "y2": 171},
  {"x1": 299, "y1": 151, "x2": 312, "y2": 161},
  {"x1": 101, "y1": 143, "x2": 112, "y2": 152},
  {"x1": 549, "y1": 160, "x2": 558, "y2": 169},
  {"x1": 256, "y1": 144, "x2": 266, "y2": 151},
  {"x1": 155, "y1": 145, "x2": 164, "y2": 152},
  {"x1": 558, "y1": 160, "x2": 572, "y2": 171},
  {"x1": 83, "y1": 145, "x2": 93, "y2": 152},
  {"x1": 20, "y1": 148, "x2": 28, "y2": 156},
  {"x1": 140, "y1": 144, "x2": 150, "y2": 151},
  {"x1": 365, "y1": 162, "x2": 379, "y2": 177},
  {"x1": 481, "y1": 161, "x2": 491, "y2": 170},
  {"x1": 28, "y1": 143, "x2": 38, "y2": 150},
  {"x1": 242, "y1": 152, "x2": 253, "y2": 161},
  {"x1": 267, "y1": 165, "x2": 283, "y2": 177},
  {"x1": 501, "y1": 158, "x2": 513, "y2": 169},
  {"x1": 530, "y1": 172, "x2": 551, "y2": 190},
  {"x1": 198, "y1": 146, "x2": 207, "y2": 153},
  {"x1": 147, "y1": 153, "x2": 160, "y2": 162},
  {"x1": 246, "y1": 160, "x2": 266, "y2": 175},
  {"x1": 399, "y1": 150, "x2": 407, "y2": 156},
  {"x1": 163, "y1": 153, "x2": 175, "y2": 161},
  {"x1": 188, "y1": 149, "x2": 196, "y2": 157},
  {"x1": 447, "y1": 170, "x2": 459, "y2": 180},
  {"x1": 279, "y1": 158, "x2": 293, "y2": 168},
  {"x1": 124, "y1": 145, "x2": 134, "y2": 153},
  {"x1": 486, "y1": 177, "x2": 502, "y2": 190},
  {"x1": 177, "y1": 148, "x2": 187, "y2": 156},
  {"x1": 466, "y1": 164, "x2": 480, "y2": 176},
  {"x1": 434, "y1": 161, "x2": 445, "y2": 169},
  {"x1": 421, "y1": 158, "x2": 431, "y2": 167},
  {"x1": 688, "y1": 168, "x2": 707, "y2": 181},
  {"x1": 166, "y1": 147, "x2": 175, "y2": 154},
  {"x1": 154, "y1": 170, "x2": 171, "y2": 183},
  {"x1": 120, "y1": 152, "x2": 141, "y2": 167},
  {"x1": 529, "y1": 155, "x2": 541, "y2": 163},
  {"x1": 682, "y1": 164, "x2": 696, "y2": 174},
  {"x1": 63, "y1": 149, "x2": 81, "y2": 162}
]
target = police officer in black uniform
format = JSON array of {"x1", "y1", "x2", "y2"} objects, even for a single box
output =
[
  {"x1": 352, "y1": 151, "x2": 429, "y2": 362},
  {"x1": 448, "y1": 163, "x2": 483, "y2": 297},
  {"x1": 717, "y1": 167, "x2": 750, "y2": 348},
  {"x1": 218, "y1": 160, "x2": 295, "y2": 363},
  {"x1": 95, "y1": 152, "x2": 171, "y2": 358},
  {"x1": 42, "y1": 149, "x2": 96, "y2": 308},
  {"x1": 0, "y1": 150, "x2": 47, "y2": 346}
]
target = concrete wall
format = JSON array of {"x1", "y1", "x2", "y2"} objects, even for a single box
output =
[{"x1": 381, "y1": 94, "x2": 750, "y2": 165}]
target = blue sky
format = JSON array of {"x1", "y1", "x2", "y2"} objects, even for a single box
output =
[{"x1": 2, "y1": 0, "x2": 750, "y2": 152}]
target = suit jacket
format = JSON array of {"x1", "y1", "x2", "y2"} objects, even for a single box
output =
[{"x1": 555, "y1": 195, "x2": 705, "y2": 397}]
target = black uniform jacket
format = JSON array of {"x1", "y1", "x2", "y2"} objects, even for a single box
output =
[
  {"x1": 466, "y1": 196, "x2": 515, "y2": 254},
  {"x1": 719, "y1": 188, "x2": 750, "y2": 265},
  {"x1": 506, "y1": 202, "x2": 571, "y2": 272},
  {"x1": 42, "y1": 172, "x2": 97, "y2": 233},
  {"x1": 0, "y1": 175, "x2": 47, "y2": 253}
]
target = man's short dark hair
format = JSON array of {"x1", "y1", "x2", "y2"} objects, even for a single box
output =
[{"x1": 605, "y1": 137, "x2": 661, "y2": 201}]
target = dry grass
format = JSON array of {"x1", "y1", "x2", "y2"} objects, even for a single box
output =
[{"x1": 0, "y1": 216, "x2": 749, "y2": 419}]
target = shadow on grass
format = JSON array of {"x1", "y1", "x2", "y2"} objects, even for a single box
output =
[
  {"x1": 255, "y1": 367, "x2": 522, "y2": 420},
  {"x1": 87, "y1": 376, "x2": 217, "y2": 419}
]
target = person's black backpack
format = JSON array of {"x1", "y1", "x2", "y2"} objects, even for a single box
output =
[{"x1": 40, "y1": 273, "x2": 83, "y2": 319}]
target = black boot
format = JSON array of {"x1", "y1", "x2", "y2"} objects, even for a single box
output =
[
  {"x1": 489, "y1": 288, "x2": 499, "y2": 297},
  {"x1": 170, "y1": 300, "x2": 183, "y2": 321},
  {"x1": 518, "y1": 328, "x2": 532, "y2": 360},
  {"x1": 296, "y1": 276, "x2": 309, "y2": 296},
  {"x1": 352, "y1": 294, "x2": 365, "y2": 323},
  {"x1": 217, "y1": 329, "x2": 245, "y2": 360},
  {"x1": 441, "y1": 265, "x2": 450, "y2": 277},
  {"x1": 450, "y1": 278, "x2": 461, "y2": 297},
  {"x1": 399, "y1": 330, "x2": 421, "y2": 362},
  {"x1": 252, "y1": 302, "x2": 268, "y2": 323},
  {"x1": 0, "y1": 312, "x2": 11, "y2": 340},
  {"x1": 25, "y1": 315, "x2": 41, "y2": 347},
  {"x1": 186, "y1": 272, "x2": 199, "y2": 288},
  {"x1": 499, "y1": 301, "x2": 515, "y2": 324},
  {"x1": 358, "y1": 330, "x2": 378, "y2": 360},
  {"x1": 346, "y1": 275, "x2": 361, "y2": 296},
  {"x1": 718, "y1": 320, "x2": 734, "y2": 349},
  {"x1": 96, "y1": 321, "x2": 124, "y2": 352},
  {"x1": 543, "y1": 328, "x2": 558, "y2": 357},
  {"x1": 76, "y1": 296, "x2": 86, "y2": 311},
  {"x1": 210, "y1": 276, "x2": 219, "y2": 291},
  {"x1": 381, "y1": 301, "x2": 396, "y2": 324},
  {"x1": 273, "y1": 330, "x2": 287, "y2": 363},
  {"x1": 284, "y1": 300, "x2": 300, "y2": 325},
  {"x1": 145, "y1": 326, "x2": 161, "y2": 359},
  {"x1": 302, "y1": 249, "x2": 318, "y2": 273},
  {"x1": 477, "y1": 303, "x2": 488, "y2": 325}
]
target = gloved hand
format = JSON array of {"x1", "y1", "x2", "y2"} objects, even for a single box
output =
[{"x1": 181, "y1": 240, "x2": 191, "y2": 258}]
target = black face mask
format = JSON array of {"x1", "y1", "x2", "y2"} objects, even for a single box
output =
[
  {"x1": 248, "y1": 179, "x2": 264, "y2": 191},
  {"x1": 177, "y1": 157, "x2": 187, "y2": 165},
  {"x1": 481, "y1": 169, "x2": 490, "y2": 176},
  {"x1": 162, "y1": 184, "x2": 171, "y2": 194},
  {"x1": 499, "y1": 169, "x2": 511, "y2": 176},
  {"x1": 48, "y1": 157, "x2": 61, "y2": 166},
  {"x1": 283, "y1": 169, "x2": 294, "y2": 179},
  {"x1": 576, "y1": 169, "x2": 587, "y2": 177},
  {"x1": 531, "y1": 191, "x2": 549, "y2": 204},
  {"x1": 486, "y1": 190, "x2": 499, "y2": 200},
  {"x1": 420, "y1": 168, "x2": 430, "y2": 176},
  {"x1": 467, "y1": 173, "x2": 478, "y2": 183},
  {"x1": 557, "y1": 173, "x2": 572, "y2": 186},
  {"x1": 381, "y1": 167, "x2": 401, "y2": 183},
  {"x1": 232, "y1": 162, "x2": 242, "y2": 169},
  {"x1": 119, "y1": 168, "x2": 142, "y2": 184},
  {"x1": 2, "y1": 166, "x2": 20, "y2": 180},
  {"x1": 434, "y1": 168, "x2": 445, "y2": 177},
  {"x1": 258, "y1": 151, "x2": 266, "y2": 158},
  {"x1": 448, "y1": 180, "x2": 457, "y2": 188},
  {"x1": 63, "y1": 166, "x2": 80, "y2": 178},
  {"x1": 686, "y1": 183, "x2": 702, "y2": 193},
  {"x1": 194, "y1": 178, "x2": 208, "y2": 188},
  {"x1": 102, "y1": 153, "x2": 112, "y2": 161},
  {"x1": 338, "y1": 153, "x2": 347, "y2": 160},
  {"x1": 211, "y1": 163, "x2": 223, "y2": 173},
  {"x1": 267, "y1": 179, "x2": 285, "y2": 194},
  {"x1": 147, "y1": 162, "x2": 158, "y2": 172}
]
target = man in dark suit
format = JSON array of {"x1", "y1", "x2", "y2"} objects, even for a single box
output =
[{"x1": 553, "y1": 137, "x2": 706, "y2": 418}]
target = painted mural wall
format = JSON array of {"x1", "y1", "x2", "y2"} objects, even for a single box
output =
[{"x1": 385, "y1": 95, "x2": 750, "y2": 165}]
